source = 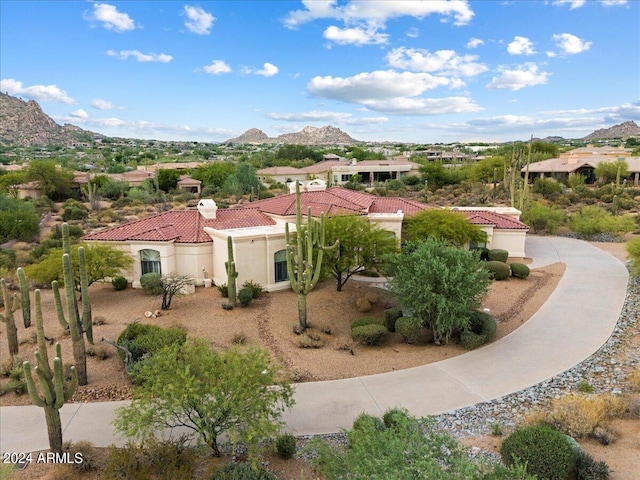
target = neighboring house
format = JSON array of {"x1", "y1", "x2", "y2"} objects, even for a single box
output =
[
  {"x1": 523, "y1": 146, "x2": 638, "y2": 184},
  {"x1": 177, "y1": 175, "x2": 202, "y2": 197},
  {"x1": 84, "y1": 187, "x2": 529, "y2": 293}
]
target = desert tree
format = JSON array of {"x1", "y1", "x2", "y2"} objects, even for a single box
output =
[
  {"x1": 114, "y1": 340, "x2": 294, "y2": 457},
  {"x1": 403, "y1": 209, "x2": 486, "y2": 247}
]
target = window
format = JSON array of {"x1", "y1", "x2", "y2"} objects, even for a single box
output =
[
  {"x1": 274, "y1": 249, "x2": 288, "y2": 283},
  {"x1": 140, "y1": 249, "x2": 161, "y2": 275},
  {"x1": 469, "y1": 240, "x2": 487, "y2": 251}
]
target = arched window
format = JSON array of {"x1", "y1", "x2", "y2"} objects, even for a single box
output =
[
  {"x1": 140, "y1": 249, "x2": 161, "y2": 275},
  {"x1": 274, "y1": 249, "x2": 288, "y2": 283}
]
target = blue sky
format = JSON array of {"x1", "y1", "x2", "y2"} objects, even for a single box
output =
[{"x1": 1, "y1": 0, "x2": 638, "y2": 144}]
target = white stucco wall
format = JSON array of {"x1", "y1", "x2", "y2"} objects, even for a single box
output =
[{"x1": 489, "y1": 230, "x2": 527, "y2": 258}]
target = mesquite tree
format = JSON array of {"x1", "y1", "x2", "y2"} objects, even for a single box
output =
[
  {"x1": 23, "y1": 290, "x2": 78, "y2": 453},
  {"x1": 285, "y1": 181, "x2": 338, "y2": 331}
]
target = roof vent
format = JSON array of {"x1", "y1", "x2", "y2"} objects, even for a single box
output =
[{"x1": 197, "y1": 199, "x2": 218, "y2": 219}]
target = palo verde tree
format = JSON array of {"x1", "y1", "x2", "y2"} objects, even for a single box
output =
[
  {"x1": 323, "y1": 214, "x2": 397, "y2": 291},
  {"x1": 403, "y1": 209, "x2": 486, "y2": 246},
  {"x1": 23, "y1": 290, "x2": 78, "y2": 453},
  {"x1": 383, "y1": 238, "x2": 492, "y2": 344},
  {"x1": 285, "y1": 181, "x2": 338, "y2": 331},
  {"x1": 114, "y1": 340, "x2": 294, "y2": 458}
]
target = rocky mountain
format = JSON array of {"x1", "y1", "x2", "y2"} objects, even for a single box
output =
[
  {"x1": 225, "y1": 125, "x2": 360, "y2": 145},
  {"x1": 583, "y1": 121, "x2": 640, "y2": 141},
  {"x1": 0, "y1": 92, "x2": 98, "y2": 147}
]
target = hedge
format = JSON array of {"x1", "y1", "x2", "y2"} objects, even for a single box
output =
[
  {"x1": 395, "y1": 316, "x2": 432, "y2": 345},
  {"x1": 488, "y1": 249, "x2": 509, "y2": 263},
  {"x1": 510, "y1": 262, "x2": 531, "y2": 279},
  {"x1": 485, "y1": 261, "x2": 511, "y2": 280},
  {"x1": 351, "y1": 324, "x2": 388, "y2": 346}
]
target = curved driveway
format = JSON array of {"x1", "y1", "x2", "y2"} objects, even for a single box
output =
[{"x1": 0, "y1": 236, "x2": 629, "y2": 452}]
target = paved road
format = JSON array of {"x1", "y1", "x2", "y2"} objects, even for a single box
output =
[{"x1": 0, "y1": 236, "x2": 629, "y2": 453}]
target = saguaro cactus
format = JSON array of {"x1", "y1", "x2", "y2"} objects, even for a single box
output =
[
  {"x1": 24, "y1": 290, "x2": 78, "y2": 453},
  {"x1": 285, "y1": 181, "x2": 338, "y2": 331},
  {"x1": 61, "y1": 252, "x2": 88, "y2": 385},
  {"x1": 0, "y1": 278, "x2": 19, "y2": 355},
  {"x1": 17, "y1": 267, "x2": 31, "y2": 328},
  {"x1": 78, "y1": 246, "x2": 93, "y2": 343},
  {"x1": 225, "y1": 235, "x2": 238, "y2": 308}
]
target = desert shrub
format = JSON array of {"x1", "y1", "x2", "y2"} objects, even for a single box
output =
[
  {"x1": 238, "y1": 287, "x2": 253, "y2": 307},
  {"x1": 352, "y1": 412, "x2": 386, "y2": 434},
  {"x1": 6, "y1": 377, "x2": 27, "y2": 395},
  {"x1": 241, "y1": 280, "x2": 264, "y2": 299},
  {"x1": 297, "y1": 333, "x2": 324, "y2": 348},
  {"x1": 384, "y1": 307, "x2": 403, "y2": 332},
  {"x1": 216, "y1": 282, "x2": 229, "y2": 297},
  {"x1": 569, "y1": 206, "x2": 634, "y2": 239},
  {"x1": 510, "y1": 262, "x2": 530, "y2": 279},
  {"x1": 626, "y1": 367, "x2": 640, "y2": 391},
  {"x1": 111, "y1": 275, "x2": 128, "y2": 291},
  {"x1": 533, "y1": 177, "x2": 563, "y2": 199},
  {"x1": 139, "y1": 272, "x2": 163, "y2": 296},
  {"x1": 117, "y1": 322, "x2": 187, "y2": 374},
  {"x1": 86, "y1": 345, "x2": 111, "y2": 360},
  {"x1": 351, "y1": 316, "x2": 385, "y2": 329},
  {"x1": 0, "y1": 248, "x2": 16, "y2": 271},
  {"x1": 500, "y1": 423, "x2": 577, "y2": 480},
  {"x1": 211, "y1": 462, "x2": 279, "y2": 480},
  {"x1": 103, "y1": 442, "x2": 150, "y2": 480},
  {"x1": 522, "y1": 201, "x2": 566, "y2": 234},
  {"x1": 575, "y1": 450, "x2": 611, "y2": 480},
  {"x1": 549, "y1": 393, "x2": 628, "y2": 438},
  {"x1": 395, "y1": 316, "x2": 432, "y2": 344},
  {"x1": 485, "y1": 260, "x2": 511, "y2": 280},
  {"x1": 487, "y1": 249, "x2": 509, "y2": 262},
  {"x1": 63, "y1": 440, "x2": 99, "y2": 472},
  {"x1": 460, "y1": 330, "x2": 486, "y2": 350},
  {"x1": 275, "y1": 433, "x2": 297, "y2": 459},
  {"x1": 62, "y1": 199, "x2": 89, "y2": 222},
  {"x1": 351, "y1": 324, "x2": 387, "y2": 346}
]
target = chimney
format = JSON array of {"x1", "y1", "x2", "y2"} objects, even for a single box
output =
[{"x1": 197, "y1": 199, "x2": 218, "y2": 219}]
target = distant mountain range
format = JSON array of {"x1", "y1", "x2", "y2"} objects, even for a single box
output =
[
  {"x1": 0, "y1": 92, "x2": 637, "y2": 147},
  {"x1": 224, "y1": 125, "x2": 361, "y2": 145},
  {"x1": 0, "y1": 92, "x2": 99, "y2": 147}
]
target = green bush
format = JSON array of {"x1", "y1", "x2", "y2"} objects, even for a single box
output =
[
  {"x1": 351, "y1": 324, "x2": 387, "y2": 346},
  {"x1": 216, "y1": 282, "x2": 229, "y2": 298},
  {"x1": 352, "y1": 412, "x2": 386, "y2": 434},
  {"x1": 461, "y1": 311, "x2": 497, "y2": 350},
  {"x1": 533, "y1": 177, "x2": 563, "y2": 199},
  {"x1": 0, "y1": 248, "x2": 16, "y2": 271},
  {"x1": 395, "y1": 316, "x2": 432, "y2": 344},
  {"x1": 510, "y1": 262, "x2": 531, "y2": 279},
  {"x1": 485, "y1": 261, "x2": 511, "y2": 280},
  {"x1": 569, "y1": 206, "x2": 634, "y2": 239},
  {"x1": 384, "y1": 308, "x2": 403, "y2": 332},
  {"x1": 117, "y1": 322, "x2": 187, "y2": 369},
  {"x1": 275, "y1": 433, "x2": 297, "y2": 460},
  {"x1": 241, "y1": 280, "x2": 264, "y2": 299},
  {"x1": 111, "y1": 275, "x2": 128, "y2": 291},
  {"x1": 238, "y1": 287, "x2": 253, "y2": 307},
  {"x1": 351, "y1": 316, "x2": 385, "y2": 329},
  {"x1": 522, "y1": 202, "x2": 565, "y2": 234},
  {"x1": 488, "y1": 249, "x2": 509, "y2": 262},
  {"x1": 460, "y1": 330, "x2": 486, "y2": 350},
  {"x1": 575, "y1": 450, "x2": 610, "y2": 480},
  {"x1": 140, "y1": 272, "x2": 163, "y2": 296},
  {"x1": 500, "y1": 423, "x2": 577, "y2": 480},
  {"x1": 211, "y1": 462, "x2": 278, "y2": 480}
]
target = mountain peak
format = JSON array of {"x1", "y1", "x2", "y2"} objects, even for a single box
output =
[{"x1": 225, "y1": 125, "x2": 360, "y2": 145}]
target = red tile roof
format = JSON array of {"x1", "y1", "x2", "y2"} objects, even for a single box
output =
[
  {"x1": 84, "y1": 208, "x2": 276, "y2": 243},
  {"x1": 461, "y1": 210, "x2": 529, "y2": 230}
]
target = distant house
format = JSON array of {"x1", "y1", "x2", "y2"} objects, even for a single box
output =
[
  {"x1": 523, "y1": 146, "x2": 638, "y2": 184},
  {"x1": 177, "y1": 175, "x2": 202, "y2": 197},
  {"x1": 84, "y1": 187, "x2": 529, "y2": 292}
]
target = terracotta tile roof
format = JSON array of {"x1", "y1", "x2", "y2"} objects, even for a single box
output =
[
  {"x1": 84, "y1": 208, "x2": 276, "y2": 243},
  {"x1": 257, "y1": 166, "x2": 305, "y2": 175},
  {"x1": 369, "y1": 197, "x2": 429, "y2": 216},
  {"x1": 461, "y1": 210, "x2": 529, "y2": 230},
  {"x1": 243, "y1": 190, "x2": 365, "y2": 217},
  {"x1": 302, "y1": 160, "x2": 350, "y2": 174}
]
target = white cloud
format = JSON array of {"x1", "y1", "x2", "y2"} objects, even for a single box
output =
[
  {"x1": 507, "y1": 36, "x2": 536, "y2": 55},
  {"x1": 385, "y1": 47, "x2": 488, "y2": 77},
  {"x1": 84, "y1": 3, "x2": 135, "y2": 32},
  {"x1": 361, "y1": 96, "x2": 483, "y2": 116},
  {"x1": 91, "y1": 98, "x2": 119, "y2": 110},
  {"x1": 323, "y1": 25, "x2": 388, "y2": 45},
  {"x1": 552, "y1": 0, "x2": 586, "y2": 9},
  {"x1": 243, "y1": 62, "x2": 279, "y2": 77},
  {"x1": 202, "y1": 60, "x2": 231, "y2": 75},
  {"x1": 107, "y1": 50, "x2": 173, "y2": 63},
  {"x1": 601, "y1": 0, "x2": 627, "y2": 5},
  {"x1": 466, "y1": 37, "x2": 484, "y2": 49},
  {"x1": 0, "y1": 78, "x2": 74, "y2": 103},
  {"x1": 183, "y1": 5, "x2": 215, "y2": 35},
  {"x1": 266, "y1": 110, "x2": 388, "y2": 125},
  {"x1": 406, "y1": 27, "x2": 419, "y2": 39},
  {"x1": 308, "y1": 70, "x2": 451, "y2": 103},
  {"x1": 486, "y1": 63, "x2": 550, "y2": 90},
  {"x1": 552, "y1": 33, "x2": 592, "y2": 54},
  {"x1": 284, "y1": 0, "x2": 475, "y2": 28},
  {"x1": 70, "y1": 109, "x2": 88, "y2": 119}
]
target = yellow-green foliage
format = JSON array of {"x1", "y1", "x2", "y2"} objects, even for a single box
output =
[
  {"x1": 626, "y1": 237, "x2": 640, "y2": 276},
  {"x1": 548, "y1": 393, "x2": 628, "y2": 438}
]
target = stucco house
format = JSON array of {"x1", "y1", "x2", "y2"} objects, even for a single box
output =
[{"x1": 83, "y1": 187, "x2": 529, "y2": 292}]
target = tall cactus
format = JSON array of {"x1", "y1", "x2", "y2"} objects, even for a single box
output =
[
  {"x1": 225, "y1": 236, "x2": 238, "y2": 308},
  {"x1": 17, "y1": 267, "x2": 31, "y2": 328},
  {"x1": 51, "y1": 280, "x2": 70, "y2": 332},
  {"x1": 78, "y1": 246, "x2": 93, "y2": 343},
  {"x1": 61, "y1": 252, "x2": 88, "y2": 385},
  {"x1": 23, "y1": 290, "x2": 78, "y2": 453},
  {"x1": 285, "y1": 181, "x2": 338, "y2": 331},
  {"x1": 0, "y1": 278, "x2": 19, "y2": 355}
]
